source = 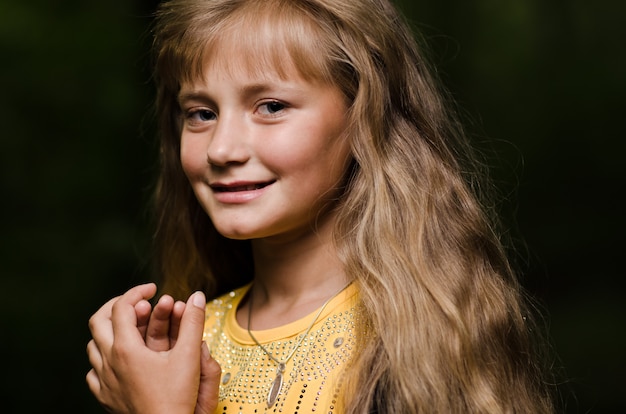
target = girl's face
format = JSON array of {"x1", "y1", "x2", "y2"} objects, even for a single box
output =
[{"x1": 178, "y1": 59, "x2": 352, "y2": 242}]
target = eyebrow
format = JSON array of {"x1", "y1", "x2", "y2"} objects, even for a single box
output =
[
  {"x1": 177, "y1": 91, "x2": 211, "y2": 106},
  {"x1": 239, "y1": 83, "x2": 276, "y2": 96},
  {"x1": 177, "y1": 81, "x2": 301, "y2": 106}
]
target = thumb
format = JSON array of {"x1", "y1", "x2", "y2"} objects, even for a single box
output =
[
  {"x1": 195, "y1": 341, "x2": 221, "y2": 414},
  {"x1": 174, "y1": 291, "x2": 207, "y2": 353}
]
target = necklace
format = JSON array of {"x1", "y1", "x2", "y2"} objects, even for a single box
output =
[{"x1": 247, "y1": 282, "x2": 352, "y2": 408}]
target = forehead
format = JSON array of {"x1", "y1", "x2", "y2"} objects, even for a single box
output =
[
  {"x1": 180, "y1": 59, "x2": 304, "y2": 99},
  {"x1": 203, "y1": 40, "x2": 300, "y2": 85},
  {"x1": 183, "y1": 3, "x2": 333, "y2": 87}
]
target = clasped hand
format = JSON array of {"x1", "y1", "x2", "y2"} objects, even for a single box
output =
[{"x1": 86, "y1": 283, "x2": 221, "y2": 414}]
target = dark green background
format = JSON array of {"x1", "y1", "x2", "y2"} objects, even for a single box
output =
[{"x1": 1, "y1": 0, "x2": 624, "y2": 412}]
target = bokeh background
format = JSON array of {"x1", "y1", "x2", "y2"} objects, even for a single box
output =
[{"x1": 1, "y1": 0, "x2": 624, "y2": 412}]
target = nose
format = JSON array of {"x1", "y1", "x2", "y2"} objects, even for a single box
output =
[{"x1": 206, "y1": 112, "x2": 250, "y2": 167}]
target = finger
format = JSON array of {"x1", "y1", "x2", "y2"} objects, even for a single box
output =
[
  {"x1": 168, "y1": 300, "x2": 186, "y2": 347},
  {"x1": 172, "y1": 291, "x2": 206, "y2": 354},
  {"x1": 88, "y1": 295, "x2": 120, "y2": 351},
  {"x1": 86, "y1": 339, "x2": 103, "y2": 371},
  {"x1": 135, "y1": 300, "x2": 153, "y2": 339},
  {"x1": 86, "y1": 368, "x2": 101, "y2": 396},
  {"x1": 111, "y1": 283, "x2": 158, "y2": 342},
  {"x1": 145, "y1": 295, "x2": 175, "y2": 351},
  {"x1": 195, "y1": 341, "x2": 221, "y2": 414}
]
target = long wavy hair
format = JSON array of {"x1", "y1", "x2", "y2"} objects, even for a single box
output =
[{"x1": 150, "y1": 0, "x2": 556, "y2": 412}]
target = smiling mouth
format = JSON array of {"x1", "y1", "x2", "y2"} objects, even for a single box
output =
[{"x1": 211, "y1": 181, "x2": 275, "y2": 192}]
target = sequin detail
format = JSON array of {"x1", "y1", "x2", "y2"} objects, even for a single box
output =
[{"x1": 204, "y1": 288, "x2": 358, "y2": 413}]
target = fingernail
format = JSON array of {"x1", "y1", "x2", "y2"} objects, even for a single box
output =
[
  {"x1": 192, "y1": 291, "x2": 206, "y2": 309},
  {"x1": 201, "y1": 341, "x2": 211, "y2": 359}
]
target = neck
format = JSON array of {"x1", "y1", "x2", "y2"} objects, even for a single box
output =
[{"x1": 241, "y1": 220, "x2": 349, "y2": 330}]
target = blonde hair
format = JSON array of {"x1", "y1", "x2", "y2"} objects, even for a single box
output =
[{"x1": 150, "y1": 0, "x2": 556, "y2": 412}]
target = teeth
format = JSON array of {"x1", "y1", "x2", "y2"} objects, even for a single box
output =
[
  {"x1": 221, "y1": 184, "x2": 263, "y2": 192},
  {"x1": 213, "y1": 181, "x2": 275, "y2": 192}
]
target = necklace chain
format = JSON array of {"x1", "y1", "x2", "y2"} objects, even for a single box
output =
[{"x1": 246, "y1": 282, "x2": 351, "y2": 408}]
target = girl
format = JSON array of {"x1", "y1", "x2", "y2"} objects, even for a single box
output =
[{"x1": 87, "y1": 0, "x2": 556, "y2": 413}]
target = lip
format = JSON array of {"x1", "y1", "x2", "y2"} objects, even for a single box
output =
[{"x1": 210, "y1": 180, "x2": 275, "y2": 203}]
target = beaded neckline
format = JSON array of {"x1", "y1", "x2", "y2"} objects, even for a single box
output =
[{"x1": 246, "y1": 282, "x2": 353, "y2": 408}]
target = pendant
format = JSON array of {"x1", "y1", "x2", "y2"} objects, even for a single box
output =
[{"x1": 267, "y1": 362, "x2": 286, "y2": 408}]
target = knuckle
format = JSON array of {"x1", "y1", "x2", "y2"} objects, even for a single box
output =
[{"x1": 87, "y1": 315, "x2": 98, "y2": 331}]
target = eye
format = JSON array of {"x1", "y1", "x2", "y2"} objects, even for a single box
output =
[
  {"x1": 186, "y1": 108, "x2": 216, "y2": 123},
  {"x1": 257, "y1": 100, "x2": 286, "y2": 116},
  {"x1": 183, "y1": 107, "x2": 217, "y2": 128}
]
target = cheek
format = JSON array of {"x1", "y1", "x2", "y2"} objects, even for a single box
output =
[
  {"x1": 277, "y1": 134, "x2": 350, "y2": 187},
  {"x1": 271, "y1": 143, "x2": 351, "y2": 192},
  {"x1": 259, "y1": 144, "x2": 319, "y2": 177},
  {"x1": 180, "y1": 138, "x2": 205, "y2": 179}
]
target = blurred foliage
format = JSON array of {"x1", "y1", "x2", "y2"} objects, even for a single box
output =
[{"x1": 1, "y1": 0, "x2": 624, "y2": 412}]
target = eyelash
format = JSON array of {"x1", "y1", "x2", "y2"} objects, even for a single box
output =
[
  {"x1": 185, "y1": 108, "x2": 216, "y2": 124},
  {"x1": 257, "y1": 100, "x2": 287, "y2": 116},
  {"x1": 182, "y1": 100, "x2": 288, "y2": 126}
]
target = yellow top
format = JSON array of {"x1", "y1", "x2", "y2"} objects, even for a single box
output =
[{"x1": 202, "y1": 283, "x2": 359, "y2": 414}]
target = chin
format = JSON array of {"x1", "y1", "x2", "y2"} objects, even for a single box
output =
[{"x1": 213, "y1": 223, "x2": 263, "y2": 241}]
